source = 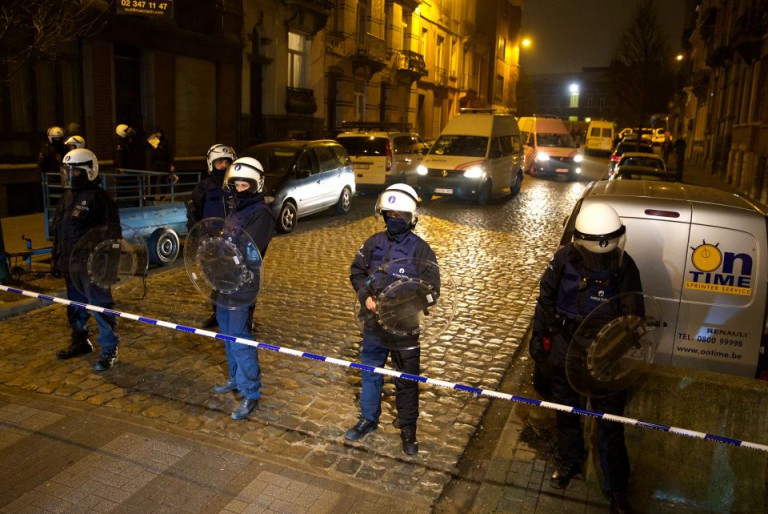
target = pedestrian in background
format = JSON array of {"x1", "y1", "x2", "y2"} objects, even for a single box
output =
[
  {"x1": 186, "y1": 144, "x2": 237, "y2": 329},
  {"x1": 145, "y1": 129, "x2": 175, "y2": 199},
  {"x1": 661, "y1": 133, "x2": 672, "y2": 164},
  {"x1": 531, "y1": 203, "x2": 642, "y2": 514},
  {"x1": 52, "y1": 149, "x2": 122, "y2": 372},
  {"x1": 213, "y1": 157, "x2": 275, "y2": 420},
  {"x1": 114, "y1": 124, "x2": 138, "y2": 171},
  {"x1": 346, "y1": 183, "x2": 440, "y2": 456},
  {"x1": 37, "y1": 126, "x2": 67, "y2": 185},
  {"x1": 674, "y1": 135, "x2": 687, "y2": 181}
]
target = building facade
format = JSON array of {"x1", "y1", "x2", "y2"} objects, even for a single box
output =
[
  {"x1": 0, "y1": 0, "x2": 522, "y2": 216},
  {"x1": 680, "y1": 0, "x2": 768, "y2": 204}
]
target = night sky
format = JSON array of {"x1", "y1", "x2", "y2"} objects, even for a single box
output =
[{"x1": 521, "y1": 0, "x2": 687, "y2": 75}]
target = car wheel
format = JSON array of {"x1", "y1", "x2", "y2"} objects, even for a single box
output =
[
  {"x1": 148, "y1": 228, "x2": 179, "y2": 266},
  {"x1": 510, "y1": 170, "x2": 522, "y2": 196},
  {"x1": 277, "y1": 201, "x2": 298, "y2": 234},
  {"x1": 477, "y1": 180, "x2": 492, "y2": 205},
  {"x1": 336, "y1": 187, "x2": 352, "y2": 214}
]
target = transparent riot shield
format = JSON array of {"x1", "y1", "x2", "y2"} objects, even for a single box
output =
[
  {"x1": 353, "y1": 258, "x2": 456, "y2": 350},
  {"x1": 185, "y1": 218, "x2": 264, "y2": 310},
  {"x1": 69, "y1": 224, "x2": 148, "y2": 300},
  {"x1": 566, "y1": 292, "x2": 662, "y2": 397}
]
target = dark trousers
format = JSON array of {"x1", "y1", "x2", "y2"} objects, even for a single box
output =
[
  {"x1": 65, "y1": 273, "x2": 118, "y2": 354},
  {"x1": 550, "y1": 367, "x2": 630, "y2": 494},
  {"x1": 359, "y1": 329, "x2": 420, "y2": 426},
  {"x1": 216, "y1": 305, "x2": 260, "y2": 400}
]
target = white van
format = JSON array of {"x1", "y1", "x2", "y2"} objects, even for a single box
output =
[
  {"x1": 584, "y1": 120, "x2": 616, "y2": 155},
  {"x1": 560, "y1": 179, "x2": 768, "y2": 379},
  {"x1": 416, "y1": 110, "x2": 524, "y2": 204},
  {"x1": 518, "y1": 116, "x2": 583, "y2": 180}
]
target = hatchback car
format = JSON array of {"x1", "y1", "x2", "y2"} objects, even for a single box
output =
[
  {"x1": 609, "y1": 152, "x2": 670, "y2": 180},
  {"x1": 609, "y1": 140, "x2": 654, "y2": 173},
  {"x1": 336, "y1": 124, "x2": 426, "y2": 191},
  {"x1": 241, "y1": 140, "x2": 355, "y2": 233}
]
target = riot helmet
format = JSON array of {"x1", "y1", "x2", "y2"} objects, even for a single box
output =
[
  {"x1": 206, "y1": 144, "x2": 237, "y2": 175},
  {"x1": 115, "y1": 124, "x2": 135, "y2": 139},
  {"x1": 573, "y1": 202, "x2": 626, "y2": 271},
  {"x1": 64, "y1": 135, "x2": 85, "y2": 150},
  {"x1": 223, "y1": 157, "x2": 264, "y2": 198},
  {"x1": 374, "y1": 183, "x2": 420, "y2": 227},
  {"x1": 62, "y1": 148, "x2": 99, "y2": 190},
  {"x1": 47, "y1": 126, "x2": 64, "y2": 143}
]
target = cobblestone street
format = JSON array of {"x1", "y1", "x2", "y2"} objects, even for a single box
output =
[{"x1": 0, "y1": 177, "x2": 588, "y2": 510}]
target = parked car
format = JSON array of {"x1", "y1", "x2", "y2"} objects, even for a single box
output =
[
  {"x1": 336, "y1": 123, "x2": 426, "y2": 191},
  {"x1": 241, "y1": 140, "x2": 355, "y2": 233},
  {"x1": 609, "y1": 152, "x2": 670, "y2": 180},
  {"x1": 609, "y1": 140, "x2": 654, "y2": 174}
]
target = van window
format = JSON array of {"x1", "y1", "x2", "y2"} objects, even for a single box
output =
[
  {"x1": 393, "y1": 135, "x2": 414, "y2": 155},
  {"x1": 489, "y1": 137, "x2": 502, "y2": 158},
  {"x1": 601, "y1": 128, "x2": 613, "y2": 137},
  {"x1": 499, "y1": 135, "x2": 513, "y2": 156},
  {"x1": 538, "y1": 132, "x2": 573, "y2": 147},
  {"x1": 511, "y1": 134, "x2": 521, "y2": 152},
  {"x1": 430, "y1": 135, "x2": 488, "y2": 157},
  {"x1": 338, "y1": 137, "x2": 388, "y2": 156},
  {"x1": 590, "y1": 127, "x2": 601, "y2": 137}
]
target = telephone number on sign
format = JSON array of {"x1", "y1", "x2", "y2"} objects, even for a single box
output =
[{"x1": 120, "y1": 1, "x2": 169, "y2": 10}]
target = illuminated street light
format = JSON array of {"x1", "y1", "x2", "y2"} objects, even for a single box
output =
[
  {"x1": 521, "y1": 37, "x2": 532, "y2": 49},
  {"x1": 676, "y1": 53, "x2": 684, "y2": 61},
  {"x1": 569, "y1": 83, "x2": 579, "y2": 94}
]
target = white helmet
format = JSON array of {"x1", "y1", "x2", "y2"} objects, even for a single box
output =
[
  {"x1": 224, "y1": 157, "x2": 265, "y2": 197},
  {"x1": 62, "y1": 148, "x2": 99, "y2": 188},
  {"x1": 375, "y1": 183, "x2": 420, "y2": 226},
  {"x1": 47, "y1": 126, "x2": 64, "y2": 143},
  {"x1": 64, "y1": 135, "x2": 85, "y2": 149},
  {"x1": 206, "y1": 144, "x2": 237, "y2": 174},
  {"x1": 573, "y1": 203, "x2": 626, "y2": 254},
  {"x1": 116, "y1": 124, "x2": 135, "y2": 138}
]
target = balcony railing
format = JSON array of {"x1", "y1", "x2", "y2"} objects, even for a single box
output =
[
  {"x1": 351, "y1": 32, "x2": 386, "y2": 62},
  {"x1": 393, "y1": 49, "x2": 427, "y2": 81},
  {"x1": 285, "y1": 87, "x2": 317, "y2": 115},
  {"x1": 434, "y1": 67, "x2": 449, "y2": 87}
]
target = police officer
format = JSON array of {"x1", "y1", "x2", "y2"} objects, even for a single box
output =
[
  {"x1": 346, "y1": 184, "x2": 439, "y2": 456},
  {"x1": 64, "y1": 135, "x2": 86, "y2": 151},
  {"x1": 52, "y1": 149, "x2": 122, "y2": 372},
  {"x1": 114, "y1": 124, "x2": 137, "y2": 170},
  {"x1": 214, "y1": 157, "x2": 275, "y2": 420},
  {"x1": 186, "y1": 144, "x2": 237, "y2": 329},
  {"x1": 37, "y1": 126, "x2": 67, "y2": 183},
  {"x1": 531, "y1": 203, "x2": 641, "y2": 514}
]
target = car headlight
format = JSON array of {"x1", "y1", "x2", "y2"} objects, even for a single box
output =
[
  {"x1": 417, "y1": 165, "x2": 428, "y2": 176},
  {"x1": 265, "y1": 195, "x2": 275, "y2": 204},
  {"x1": 574, "y1": 167, "x2": 582, "y2": 174},
  {"x1": 463, "y1": 166, "x2": 484, "y2": 179},
  {"x1": 536, "y1": 152, "x2": 550, "y2": 162},
  {"x1": 574, "y1": 154, "x2": 584, "y2": 163}
]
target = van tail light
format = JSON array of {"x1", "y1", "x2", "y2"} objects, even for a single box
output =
[
  {"x1": 385, "y1": 141, "x2": 392, "y2": 172},
  {"x1": 610, "y1": 155, "x2": 621, "y2": 162}
]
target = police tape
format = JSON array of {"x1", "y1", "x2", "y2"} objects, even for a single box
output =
[{"x1": 2, "y1": 283, "x2": 767, "y2": 453}]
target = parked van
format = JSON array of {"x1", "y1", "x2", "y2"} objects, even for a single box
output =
[
  {"x1": 336, "y1": 122, "x2": 426, "y2": 191},
  {"x1": 416, "y1": 109, "x2": 524, "y2": 204},
  {"x1": 584, "y1": 120, "x2": 616, "y2": 155},
  {"x1": 518, "y1": 116, "x2": 583, "y2": 180},
  {"x1": 560, "y1": 179, "x2": 768, "y2": 379}
]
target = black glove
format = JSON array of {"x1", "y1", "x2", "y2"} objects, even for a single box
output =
[{"x1": 529, "y1": 333, "x2": 552, "y2": 364}]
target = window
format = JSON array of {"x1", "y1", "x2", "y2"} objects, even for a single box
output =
[
  {"x1": 495, "y1": 75, "x2": 504, "y2": 101},
  {"x1": 316, "y1": 147, "x2": 340, "y2": 172},
  {"x1": 288, "y1": 32, "x2": 309, "y2": 88},
  {"x1": 497, "y1": 37, "x2": 506, "y2": 60}
]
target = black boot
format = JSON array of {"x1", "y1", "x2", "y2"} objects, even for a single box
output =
[
  {"x1": 400, "y1": 424, "x2": 418, "y2": 456},
  {"x1": 95, "y1": 349, "x2": 118, "y2": 372},
  {"x1": 550, "y1": 460, "x2": 583, "y2": 489},
  {"x1": 57, "y1": 332, "x2": 93, "y2": 360},
  {"x1": 610, "y1": 492, "x2": 634, "y2": 514}
]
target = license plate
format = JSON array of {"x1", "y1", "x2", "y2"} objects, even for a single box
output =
[
  {"x1": 435, "y1": 188, "x2": 453, "y2": 194},
  {"x1": 555, "y1": 168, "x2": 569, "y2": 173},
  {"x1": 356, "y1": 164, "x2": 369, "y2": 170}
]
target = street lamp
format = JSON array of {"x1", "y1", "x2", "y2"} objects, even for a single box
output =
[{"x1": 521, "y1": 37, "x2": 532, "y2": 49}]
